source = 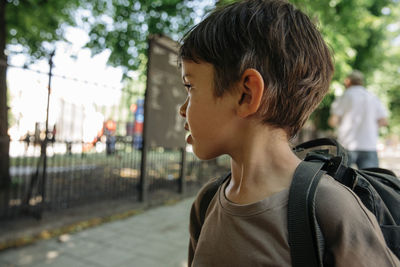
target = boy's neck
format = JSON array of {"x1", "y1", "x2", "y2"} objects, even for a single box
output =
[{"x1": 225, "y1": 125, "x2": 300, "y2": 205}]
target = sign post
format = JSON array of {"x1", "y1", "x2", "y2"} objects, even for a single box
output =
[{"x1": 139, "y1": 35, "x2": 187, "y2": 202}]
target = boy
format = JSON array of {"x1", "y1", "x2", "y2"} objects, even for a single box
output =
[{"x1": 178, "y1": 0, "x2": 399, "y2": 266}]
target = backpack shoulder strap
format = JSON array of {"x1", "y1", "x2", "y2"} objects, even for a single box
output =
[
  {"x1": 288, "y1": 161, "x2": 325, "y2": 267},
  {"x1": 199, "y1": 172, "x2": 231, "y2": 225}
]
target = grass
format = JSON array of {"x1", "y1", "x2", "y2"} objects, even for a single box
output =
[{"x1": 10, "y1": 148, "x2": 185, "y2": 168}]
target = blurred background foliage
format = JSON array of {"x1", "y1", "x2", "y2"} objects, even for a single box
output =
[{"x1": 3, "y1": 0, "x2": 400, "y2": 134}]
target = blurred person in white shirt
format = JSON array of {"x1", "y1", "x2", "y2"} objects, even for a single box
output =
[{"x1": 329, "y1": 70, "x2": 388, "y2": 169}]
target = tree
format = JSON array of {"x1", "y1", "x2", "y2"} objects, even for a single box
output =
[
  {"x1": 1, "y1": 0, "x2": 84, "y2": 188},
  {"x1": 1, "y1": 0, "x2": 8, "y2": 188}
]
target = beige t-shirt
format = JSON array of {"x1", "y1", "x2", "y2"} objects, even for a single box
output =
[{"x1": 188, "y1": 175, "x2": 400, "y2": 267}]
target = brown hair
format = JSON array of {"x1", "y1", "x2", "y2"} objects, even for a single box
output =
[
  {"x1": 179, "y1": 0, "x2": 334, "y2": 138},
  {"x1": 347, "y1": 70, "x2": 364, "y2": 86}
]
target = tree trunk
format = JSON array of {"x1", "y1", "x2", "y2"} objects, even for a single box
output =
[{"x1": 0, "y1": 0, "x2": 10, "y2": 189}]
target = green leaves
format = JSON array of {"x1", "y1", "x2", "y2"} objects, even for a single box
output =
[
  {"x1": 288, "y1": 0, "x2": 400, "y2": 132},
  {"x1": 5, "y1": 0, "x2": 202, "y2": 69},
  {"x1": 83, "y1": 0, "x2": 201, "y2": 75},
  {"x1": 6, "y1": 0, "x2": 81, "y2": 59}
]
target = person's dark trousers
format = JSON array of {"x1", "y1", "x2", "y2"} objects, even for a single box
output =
[{"x1": 348, "y1": 150, "x2": 379, "y2": 169}]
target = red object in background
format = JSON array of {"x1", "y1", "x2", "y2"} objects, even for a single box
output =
[
  {"x1": 130, "y1": 103, "x2": 137, "y2": 113},
  {"x1": 134, "y1": 122, "x2": 143, "y2": 134},
  {"x1": 105, "y1": 120, "x2": 117, "y2": 132}
]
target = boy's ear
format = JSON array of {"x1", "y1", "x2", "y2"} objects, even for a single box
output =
[{"x1": 236, "y1": 68, "x2": 264, "y2": 118}]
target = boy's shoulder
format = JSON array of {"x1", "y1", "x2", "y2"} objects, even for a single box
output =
[
  {"x1": 315, "y1": 176, "x2": 399, "y2": 266},
  {"x1": 192, "y1": 172, "x2": 374, "y2": 223},
  {"x1": 315, "y1": 174, "x2": 383, "y2": 237},
  {"x1": 316, "y1": 175, "x2": 368, "y2": 218}
]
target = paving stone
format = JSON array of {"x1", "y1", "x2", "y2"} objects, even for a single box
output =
[
  {"x1": 0, "y1": 258, "x2": 16, "y2": 267},
  {"x1": 99, "y1": 220, "x2": 132, "y2": 233},
  {"x1": 30, "y1": 254, "x2": 97, "y2": 267},
  {"x1": 84, "y1": 245, "x2": 139, "y2": 267},
  {"x1": 116, "y1": 256, "x2": 162, "y2": 267},
  {"x1": 103, "y1": 234, "x2": 145, "y2": 252},
  {"x1": 0, "y1": 243, "x2": 52, "y2": 266},
  {"x1": 44, "y1": 238, "x2": 107, "y2": 258},
  {"x1": 135, "y1": 240, "x2": 182, "y2": 261},
  {"x1": 78, "y1": 227, "x2": 121, "y2": 243},
  {"x1": 167, "y1": 253, "x2": 189, "y2": 267}
]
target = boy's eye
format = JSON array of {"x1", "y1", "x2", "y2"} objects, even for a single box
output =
[{"x1": 184, "y1": 83, "x2": 192, "y2": 91}]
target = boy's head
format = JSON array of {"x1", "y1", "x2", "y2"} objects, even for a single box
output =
[
  {"x1": 345, "y1": 70, "x2": 364, "y2": 87},
  {"x1": 179, "y1": 0, "x2": 334, "y2": 138}
]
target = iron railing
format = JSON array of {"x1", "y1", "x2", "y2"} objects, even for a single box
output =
[{"x1": 1, "y1": 139, "x2": 230, "y2": 220}]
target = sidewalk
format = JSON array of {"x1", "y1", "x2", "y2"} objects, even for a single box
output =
[
  {"x1": 0, "y1": 197, "x2": 194, "y2": 267},
  {"x1": 0, "y1": 155, "x2": 398, "y2": 267}
]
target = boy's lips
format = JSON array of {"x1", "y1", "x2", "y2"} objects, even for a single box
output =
[
  {"x1": 184, "y1": 123, "x2": 190, "y2": 131},
  {"x1": 184, "y1": 123, "x2": 192, "y2": 144},
  {"x1": 186, "y1": 133, "x2": 193, "y2": 144}
]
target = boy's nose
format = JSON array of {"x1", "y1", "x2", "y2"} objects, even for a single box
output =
[{"x1": 179, "y1": 98, "x2": 188, "y2": 118}]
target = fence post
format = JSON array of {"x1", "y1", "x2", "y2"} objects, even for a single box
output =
[
  {"x1": 139, "y1": 146, "x2": 148, "y2": 202},
  {"x1": 38, "y1": 50, "x2": 55, "y2": 218},
  {"x1": 0, "y1": 1, "x2": 11, "y2": 193},
  {"x1": 178, "y1": 147, "x2": 186, "y2": 194},
  {"x1": 0, "y1": 135, "x2": 10, "y2": 215}
]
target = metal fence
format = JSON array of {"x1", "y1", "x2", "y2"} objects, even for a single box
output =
[
  {"x1": 1, "y1": 139, "x2": 230, "y2": 220},
  {"x1": 2, "y1": 48, "x2": 233, "y2": 221}
]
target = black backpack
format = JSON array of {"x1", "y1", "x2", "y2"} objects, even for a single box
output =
[{"x1": 197, "y1": 138, "x2": 400, "y2": 266}]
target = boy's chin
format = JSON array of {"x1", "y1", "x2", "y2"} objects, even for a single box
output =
[{"x1": 192, "y1": 148, "x2": 222, "y2": 161}]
